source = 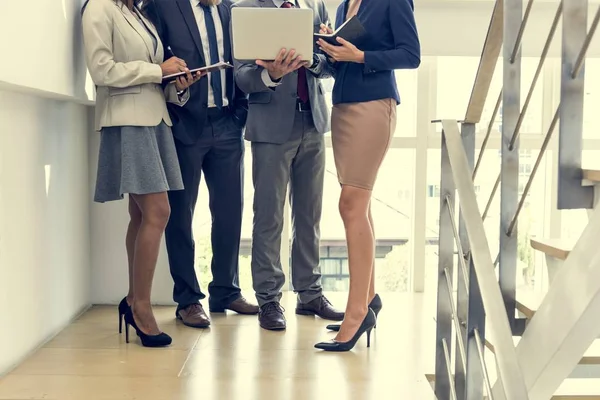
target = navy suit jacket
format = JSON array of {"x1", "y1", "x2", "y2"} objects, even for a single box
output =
[
  {"x1": 331, "y1": 0, "x2": 420, "y2": 105},
  {"x1": 144, "y1": 0, "x2": 248, "y2": 145}
]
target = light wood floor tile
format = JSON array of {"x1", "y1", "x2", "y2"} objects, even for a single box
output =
[
  {"x1": 11, "y1": 347, "x2": 190, "y2": 377},
  {"x1": 0, "y1": 293, "x2": 434, "y2": 400},
  {"x1": 45, "y1": 321, "x2": 204, "y2": 350},
  {"x1": 0, "y1": 375, "x2": 435, "y2": 400}
]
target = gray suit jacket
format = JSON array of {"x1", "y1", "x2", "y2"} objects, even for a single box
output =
[{"x1": 233, "y1": 0, "x2": 334, "y2": 144}]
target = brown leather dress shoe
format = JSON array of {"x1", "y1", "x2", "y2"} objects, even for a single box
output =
[
  {"x1": 295, "y1": 295, "x2": 344, "y2": 321},
  {"x1": 210, "y1": 296, "x2": 259, "y2": 315},
  {"x1": 176, "y1": 303, "x2": 211, "y2": 328},
  {"x1": 258, "y1": 302, "x2": 286, "y2": 331}
]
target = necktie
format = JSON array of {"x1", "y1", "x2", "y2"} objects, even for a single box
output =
[
  {"x1": 200, "y1": 4, "x2": 223, "y2": 109},
  {"x1": 281, "y1": 1, "x2": 309, "y2": 104}
]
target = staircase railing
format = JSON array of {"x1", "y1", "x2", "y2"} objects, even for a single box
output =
[
  {"x1": 432, "y1": 0, "x2": 600, "y2": 398},
  {"x1": 435, "y1": 120, "x2": 529, "y2": 400}
]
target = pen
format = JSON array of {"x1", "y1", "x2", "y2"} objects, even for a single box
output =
[{"x1": 167, "y1": 45, "x2": 176, "y2": 58}]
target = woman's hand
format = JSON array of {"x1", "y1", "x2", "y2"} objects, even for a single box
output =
[
  {"x1": 319, "y1": 23, "x2": 333, "y2": 35},
  {"x1": 161, "y1": 57, "x2": 188, "y2": 76},
  {"x1": 175, "y1": 70, "x2": 206, "y2": 91},
  {"x1": 317, "y1": 37, "x2": 364, "y2": 64}
]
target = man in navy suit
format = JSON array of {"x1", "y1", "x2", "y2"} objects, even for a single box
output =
[{"x1": 144, "y1": 0, "x2": 259, "y2": 329}]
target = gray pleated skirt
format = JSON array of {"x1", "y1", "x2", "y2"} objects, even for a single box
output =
[{"x1": 94, "y1": 122, "x2": 184, "y2": 203}]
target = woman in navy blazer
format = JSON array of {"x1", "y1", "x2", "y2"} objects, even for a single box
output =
[{"x1": 315, "y1": 0, "x2": 420, "y2": 352}]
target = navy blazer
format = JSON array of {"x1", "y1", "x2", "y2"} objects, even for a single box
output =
[
  {"x1": 331, "y1": 0, "x2": 421, "y2": 105},
  {"x1": 144, "y1": 0, "x2": 248, "y2": 145}
]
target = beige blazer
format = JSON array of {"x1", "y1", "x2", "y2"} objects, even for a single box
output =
[{"x1": 82, "y1": 0, "x2": 188, "y2": 131}]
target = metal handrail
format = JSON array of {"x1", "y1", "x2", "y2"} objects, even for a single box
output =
[
  {"x1": 509, "y1": 0, "x2": 535, "y2": 64},
  {"x1": 473, "y1": 91, "x2": 502, "y2": 180},
  {"x1": 445, "y1": 197, "x2": 470, "y2": 289},
  {"x1": 571, "y1": 5, "x2": 600, "y2": 79},
  {"x1": 441, "y1": 119, "x2": 529, "y2": 399},
  {"x1": 481, "y1": 2, "x2": 562, "y2": 226},
  {"x1": 507, "y1": 107, "x2": 560, "y2": 235},
  {"x1": 443, "y1": 267, "x2": 468, "y2": 373},
  {"x1": 474, "y1": 328, "x2": 495, "y2": 400},
  {"x1": 442, "y1": 338, "x2": 459, "y2": 400},
  {"x1": 464, "y1": 0, "x2": 504, "y2": 124},
  {"x1": 509, "y1": 3, "x2": 562, "y2": 150},
  {"x1": 468, "y1": 0, "x2": 533, "y2": 165},
  {"x1": 482, "y1": 174, "x2": 501, "y2": 222}
]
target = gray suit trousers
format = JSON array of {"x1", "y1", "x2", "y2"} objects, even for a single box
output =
[{"x1": 251, "y1": 110, "x2": 325, "y2": 306}]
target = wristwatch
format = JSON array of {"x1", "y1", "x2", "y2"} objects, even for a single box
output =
[{"x1": 309, "y1": 54, "x2": 319, "y2": 69}]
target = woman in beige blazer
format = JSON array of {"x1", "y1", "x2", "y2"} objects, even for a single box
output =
[{"x1": 82, "y1": 0, "x2": 204, "y2": 347}]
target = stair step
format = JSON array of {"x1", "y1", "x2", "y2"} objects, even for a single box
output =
[
  {"x1": 424, "y1": 374, "x2": 600, "y2": 398},
  {"x1": 553, "y1": 379, "x2": 600, "y2": 399},
  {"x1": 582, "y1": 169, "x2": 600, "y2": 183},
  {"x1": 516, "y1": 290, "x2": 543, "y2": 319},
  {"x1": 530, "y1": 237, "x2": 574, "y2": 261},
  {"x1": 485, "y1": 335, "x2": 600, "y2": 365}
]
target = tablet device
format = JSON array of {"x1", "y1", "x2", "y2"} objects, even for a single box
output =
[
  {"x1": 162, "y1": 62, "x2": 233, "y2": 82},
  {"x1": 231, "y1": 7, "x2": 313, "y2": 62}
]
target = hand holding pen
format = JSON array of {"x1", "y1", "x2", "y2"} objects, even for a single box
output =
[
  {"x1": 319, "y1": 21, "x2": 333, "y2": 35},
  {"x1": 164, "y1": 46, "x2": 205, "y2": 91}
]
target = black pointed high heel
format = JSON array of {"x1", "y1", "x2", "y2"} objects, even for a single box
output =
[
  {"x1": 124, "y1": 308, "x2": 172, "y2": 348},
  {"x1": 315, "y1": 309, "x2": 376, "y2": 352},
  {"x1": 118, "y1": 297, "x2": 130, "y2": 334},
  {"x1": 326, "y1": 294, "x2": 382, "y2": 332}
]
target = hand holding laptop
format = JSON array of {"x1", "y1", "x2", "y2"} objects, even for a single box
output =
[{"x1": 256, "y1": 48, "x2": 309, "y2": 81}]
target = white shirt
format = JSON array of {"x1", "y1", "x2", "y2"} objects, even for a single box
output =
[{"x1": 190, "y1": 0, "x2": 228, "y2": 108}]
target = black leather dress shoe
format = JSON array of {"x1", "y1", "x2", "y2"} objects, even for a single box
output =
[
  {"x1": 296, "y1": 295, "x2": 344, "y2": 321},
  {"x1": 259, "y1": 302, "x2": 286, "y2": 331}
]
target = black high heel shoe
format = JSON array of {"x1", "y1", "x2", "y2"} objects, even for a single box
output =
[
  {"x1": 315, "y1": 309, "x2": 376, "y2": 352},
  {"x1": 118, "y1": 297, "x2": 130, "y2": 334},
  {"x1": 124, "y1": 308, "x2": 172, "y2": 348},
  {"x1": 326, "y1": 294, "x2": 382, "y2": 332}
]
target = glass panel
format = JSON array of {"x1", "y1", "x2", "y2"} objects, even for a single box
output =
[
  {"x1": 436, "y1": 57, "x2": 543, "y2": 135},
  {"x1": 584, "y1": 60, "x2": 600, "y2": 139},
  {"x1": 425, "y1": 148, "x2": 550, "y2": 292},
  {"x1": 194, "y1": 147, "x2": 254, "y2": 292},
  {"x1": 395, "y1": 69, "x2": 418, "y2": 137},
  {"x1": 319, "y1": 148, "x2": 414, "y2": 292}
]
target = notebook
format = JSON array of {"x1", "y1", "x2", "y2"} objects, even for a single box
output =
[{"x1": 314, "y1": 16, "x2": 367, "y2": 46}]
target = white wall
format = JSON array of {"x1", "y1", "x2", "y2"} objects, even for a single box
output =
[
  {"x1": 0, "y1": 90, "x2": 92, "y2": 374},
  {"x1": 0, "y1": 0, "x2": 94, "y2": 102}
]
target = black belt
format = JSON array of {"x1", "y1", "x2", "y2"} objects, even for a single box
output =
[
  {"x1": 296, "y1": 99, "x2": 312, "y2": 113},
  {"x1": 206, "y1": 105, "x2": 231, "y2": 118}
]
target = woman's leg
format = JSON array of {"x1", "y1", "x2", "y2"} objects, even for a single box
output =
[
  {"x1": 130, "y1": 192, "x2": 171, "y2": 335},
  {"x1": 336, "y1": 185, "x2": 373, "y2": 343},
  {"x1": 368, "y1": 203, "x2": 376, "y2": 303},
  {"x1": 126, "y1": 195, "x2": 142, "y2": 304}
]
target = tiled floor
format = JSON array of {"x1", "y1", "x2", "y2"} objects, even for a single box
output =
[{"x1": 0, "y1": 293, "x2": 436, "y2": 400}]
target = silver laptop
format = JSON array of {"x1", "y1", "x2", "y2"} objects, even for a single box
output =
[{"x1": 231, "y1": 7, "x2": 314, "y2": 62}]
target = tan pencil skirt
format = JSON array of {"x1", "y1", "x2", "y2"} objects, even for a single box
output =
[{"x1": 331, "y1": 98, "x2": 397, "y2": 190}]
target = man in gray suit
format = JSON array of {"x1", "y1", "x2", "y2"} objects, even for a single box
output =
[{"x1": 233, "y1": 0, "x2": 344, "y2": 330}]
